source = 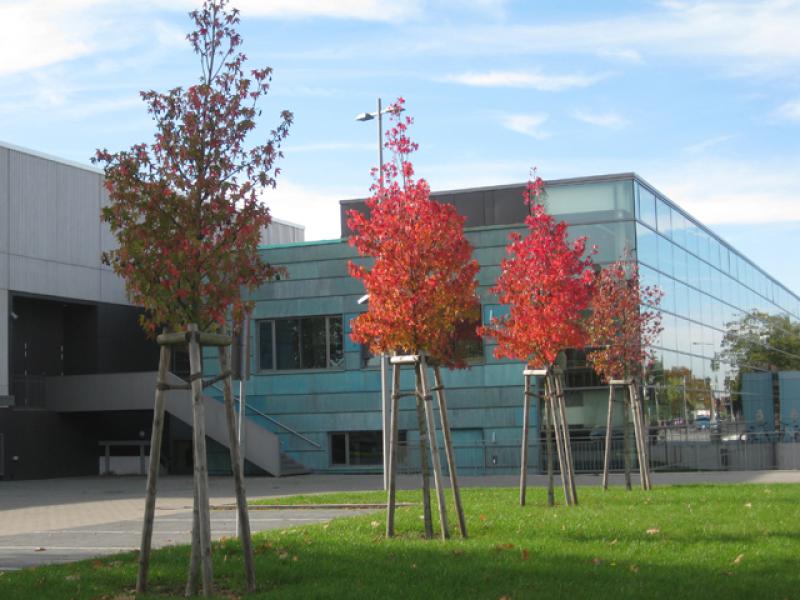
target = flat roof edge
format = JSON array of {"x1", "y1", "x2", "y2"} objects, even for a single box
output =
[
  {"x1": 0, "y1": 139, "x2": 104, "y2": 175},
  {"x1": 338, "y1": 172, "x2": 637, "y2": 205}
]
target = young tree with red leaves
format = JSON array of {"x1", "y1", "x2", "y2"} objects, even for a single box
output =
[
  {"x1": 94, "y1": 1, "x2": 291, "y2": 594},
  {"x1": 348, "y1": 99, "x2": 479, "y2": 540},
  {"x1": 480, "y1": 173, "x2": 595, "y2": 507},
  {"x1": 587, "y1": 257, "x2": 662, "y2": 491}
]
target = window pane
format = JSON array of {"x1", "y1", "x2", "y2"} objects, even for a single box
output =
[
  {"x1": 276, "y1": 318, "x2": 301, "y2": 369},
  {"x1": 348, "y1": 431, "x2": 382, "y2": 465},
  {"x1": 301, "y1": 316, "x2": 327, "y2": 369},
  {"x1": 636, "y1": 223, "x2": 658, "y2": 269},
  {"x1": 638, "y1": 185, "x2": 657, "y2": 229},
  {"x1": 657, "y1": 234, "x2": 673, "y2": 276},
  {"x1": 329, "y1": 316, "x2": 344, "y2": 368},
  {"x1": 656, "y1": 199, "x2": 672, "y2": 238},
  {"x1": 331, "y1": 433, "x2": 347, "y2": 465},
  {"x1": 258, "y1": 321, "x2": 274, "y2": 370}
]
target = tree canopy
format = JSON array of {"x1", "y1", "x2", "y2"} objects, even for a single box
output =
[
  {"x1": 586, "y1": 257, "x2": 662, "y2": 382},
  {"x1": 479, "y1": 174, "x2": 595, "y2": 369},
  {"x1": 721, "y1": 310, "x2": 800, "y2": 373},
  {"x1": 347, "y1": 99, "x2": 480, "y2": 368},
  {"x1": 95, "y1": 0, "x2": 292, "y2": 335}
]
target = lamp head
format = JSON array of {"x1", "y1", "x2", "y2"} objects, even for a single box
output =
[{"x1": 355, "y1": 112, "x2": 375, "y2": 122}]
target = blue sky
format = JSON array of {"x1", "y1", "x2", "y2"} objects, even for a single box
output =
[{"x1": 1, "y1": 0, "x2": 799, "y2": 294}]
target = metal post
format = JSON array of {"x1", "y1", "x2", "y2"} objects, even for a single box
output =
[
  {"x1": 236, "y1": 315, "x2": 249, "y2": 536},
  {"x1": 381, "y1": 353, "x2": 390, "y2": 490},
  {"x1": 377, "y1": 97, "x2": 384, "y2": 190}
]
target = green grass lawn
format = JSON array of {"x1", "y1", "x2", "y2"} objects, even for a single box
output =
[{"x1": 1, "y1": 484, "x2": 798, "y2": 599}]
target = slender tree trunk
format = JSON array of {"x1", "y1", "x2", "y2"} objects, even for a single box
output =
[
  {"x1": 218, "y1": 346, "x2": 256, "y2": 592},
  {"x1": 187, "y1": 325, "x2": 213, "y2": 597},
  {"x1": 519, "y1": 373, "x2": 531, "y2": 507},
  {"x1": 433, "y1": 366, "x2": 467, "y2": 538},
  {"x1": 414, "y1": 366, "x2": 433, "y2": 539},
  {"x1": 418, "y1": 358, "x2": 449, "y2": 540},
  {"x1": 386, "y1": 362, "x2": 401, "y2": 538},
  {"x1": 602, "y1": 384, "x2": 615, "y2": 490},
  {"x1": 137, "y1": 343, "x2": 171, "y2": 594}
]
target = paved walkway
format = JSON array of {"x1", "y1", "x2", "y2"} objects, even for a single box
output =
[{"x1": 1, "y1": 470, "x2": 798, "y2": 570}]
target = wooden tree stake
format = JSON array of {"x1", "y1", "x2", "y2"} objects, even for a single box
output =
[
  {"x1": 554, "y1": 374, "x2": 578, "y2": 506},
  {"x1": 419, "y1": 357, "x2": 449, "y2": 540},
  {"x1": 137, "y1": 343, "x2": 171, "y2": 594},
  {"x1": 602, "y1": 384, "x2": 615, "y2": 490},
  {"x1": 218, "y1": 346, "x2": 256, "y2": 592},
  {"x1": 432, "y1": 366, "x2": 467, "y2": 538},
  {"x1": 413, "y1": 366, "x2": 434, "y2": 539},
  {"x1": 519, "y1": 372, "x2": 532, "y2": 507},
  {"x1": 386, "y1": 363, "x2": 401, "y2": 537}
]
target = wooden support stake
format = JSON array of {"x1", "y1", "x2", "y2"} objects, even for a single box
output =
[
  {"x1": 432, "y1": 366, "x2": 467, "y2": 538},
  {"x1": 414, "y1": 367, "x2": 434, "y2": 539},
  {"x1": 418, "y1": 359, "x2": 449, "y2": 540},
  {"x1": 185, "y1": 469, "x2": 201, "y2": 597},
  {"x1": 602, "y1": 385, "x2": 615, "y2": 490},
  {"x1": 622, "y1": 391, "x2": 632, "y2": 491},
  {"x1": 547, "y1": 374, "x2": 571, "y2": 505},
  {"x1": 554, "y1": 374, "x2": 578, "y2": 506},
  {"x1": 137, "y1": 343, "x2": 171, "y2": 594},
  {"x1": 519, "y1": 372, "x2": 531, "y2": 507},
  {"x1": 218, "y1": 346, "x2": 256, "y2": 592},
  {"x1": 544, "y1": 386, "x2": 555, "y2": 507},
  {"x1": 630, "y1": 383, "x2": 652, "y2": 491},
  {"x1": 187, "y1": 325, "x2": 213, "y2": 597},
  {"x1": 386, "y1": 363, "x2": 401, "y2": 538}
]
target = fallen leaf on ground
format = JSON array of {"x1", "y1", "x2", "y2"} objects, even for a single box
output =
[
  {"x1": 646, "y1": 528, "x2": 660, "y2": 535},
  {"x1": 65, "y1": 574, "x2": 80, "y2": 581},
  {"x1": 370, "y1": 521, "x2": 380, "y2": 528},
  {"x1": 521, "y1": 549, "x2": 530, "y2": 560},
  {"x1": 494, "y1": 543, "x2": 514, "y2": 551},
  {"x1": 629, "y1": 564, "x2": 639, "y2": 573},
  {"x1": 34, "y1": 547, "x2": 46, "y2": 552},
  {"x1": 733, "y1": 554, "x2": 745, "y2": 565},
  {"x1": 591, "y1": 557, "x2": 604, "y2": 566},
  {"x1": 609, "y1": 538, "x2": 618, "y2": 545},
  {"x1": 744, "y1": 502, "x2": 752, "y2": 508}
]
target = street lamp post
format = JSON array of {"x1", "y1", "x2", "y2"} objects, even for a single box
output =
[{"x1": 355, "y1": 98, "x2": 402, "y2": 491}]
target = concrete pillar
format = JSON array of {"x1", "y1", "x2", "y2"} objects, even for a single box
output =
[{"x1": 0, "y1": 288, "x2": 8, "y2": 396}]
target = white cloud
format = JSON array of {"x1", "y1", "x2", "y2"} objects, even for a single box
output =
[
  {"x1": 572, "y1": 110, "x2": 628, "y2": 128},
  {"x1": 683, "y1": 135, "x2": 733, "y2": 154},
  {"x1": 650, "y1": 157, "x2": 800, "y2": 225},
  {"x1": 500, "y1": 114, "x2": 550, "y2": 138},
  {"x1": 774, "y1": 98, "x2": 800, "y2": 122},
  {"x1": 261, "y1": 179, "x2": 358, "y2": 241},
  {"x1": 147, "y1": 0, "x2": 423, "y2": 22},
  {"x1": 442, "y1": 70, "x2": 607, "y2": 91}
]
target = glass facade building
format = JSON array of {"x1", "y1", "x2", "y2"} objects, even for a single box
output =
[{"x1": 225, "y1": 173, "x2": 800, "y2": 475}]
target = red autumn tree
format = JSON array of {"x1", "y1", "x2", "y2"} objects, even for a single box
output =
[
  {"x1": 479, "y1": 173, "x2": 595, "y2": 368},
  {"x1": 94, "y1": 0, "x2": 292, "y2": 335},
  {"x1": 347, "y1": 99, "x2": 480, "y2": 367},
  {"x1": 586, "y1": 257, "x2": 663, "y2": 382}
]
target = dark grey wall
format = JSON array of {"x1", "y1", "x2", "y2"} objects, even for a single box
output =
[{"x1": 339, "y1": 184, "x2": 529, "y2": 237}]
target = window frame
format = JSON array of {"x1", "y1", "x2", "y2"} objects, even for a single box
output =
[{"x1": 256, "y1": 315, "x2": 344, "y2": 372}]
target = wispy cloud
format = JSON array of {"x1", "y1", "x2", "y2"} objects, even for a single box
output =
[
  {"x1": 572, "y1": 110, "x2": 628, "y2": 128},
  {"x1": 500, "y1": 114, "x2": 550, "y2": 138},
  {"x1": 442, "y1": 70, "x2": 607, "y2": 91},
  {"x1": 683, "y1": 134, "x2": 733, "y2": 154},
  {"x1": 774, "y1": 98, "x2": 800, "y2": 122}
]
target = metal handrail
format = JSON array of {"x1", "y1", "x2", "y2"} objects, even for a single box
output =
[{"x1": 208, "y1": 382, "x2": 321, "y2": 449}]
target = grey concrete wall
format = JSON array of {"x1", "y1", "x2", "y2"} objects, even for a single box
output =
[{"x1": 0, "y1": 142, "x2": 131, "y2": 395}]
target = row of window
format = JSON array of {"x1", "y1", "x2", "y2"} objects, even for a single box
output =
[
  {"x1": 256, "y1": 314, "x2": 483, "y2": 372},
  {"x1": 636, "y1": 182, "x2": 800, "y2": 320}
]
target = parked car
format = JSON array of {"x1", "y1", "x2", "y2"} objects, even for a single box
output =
[{"x1": 695, "y1": 416, "x2": 711, "y2": 430}]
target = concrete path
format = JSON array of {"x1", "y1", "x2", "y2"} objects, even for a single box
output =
[{"x1": 1, "y1": 470, "x2": 798, "y2": 570}]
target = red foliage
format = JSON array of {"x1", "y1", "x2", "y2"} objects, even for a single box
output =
[
  {"x1": 586, "y1": 256, "x2": 663, "y2": 382},
  {"x1": 94, "y1": 0, "x2": 292, "y2": 335},
  {"x1": 479, "y1": 173, "x2": 595, "y2": 369},
  {"x1": 347, "y1": 99, "x2": 480, "y2": 368}
]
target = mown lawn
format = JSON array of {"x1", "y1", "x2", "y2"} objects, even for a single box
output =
[{"x1": 1, "y1": 484, "x2": 798, "y2": 599}]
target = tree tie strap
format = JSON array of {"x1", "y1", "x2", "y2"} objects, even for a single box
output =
[
  {"x1": 189, "y1": 372, "x2": 204, "y2": 382},
  {"x1": 202, "y1": 371, "x2": 233, "y2": 389}
]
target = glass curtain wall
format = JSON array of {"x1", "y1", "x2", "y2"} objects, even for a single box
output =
[{"x1": 634, "y1": 179, "x2": 800, "y2": 431}]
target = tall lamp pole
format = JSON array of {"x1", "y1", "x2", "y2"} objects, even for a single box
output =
[{"x1": 355, "y1": 98, "x2": 401, "y2": 491}]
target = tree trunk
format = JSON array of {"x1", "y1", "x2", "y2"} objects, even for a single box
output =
[
  {"x1": 137, "y1": 343, "x2": 171, "y2": 594},
  {"x1": 519, "y1": 373, "x2": 531, "y2": 507},
  {"x1": 185, "y1": 465, "x2": 200, "y2": 597},
  {"x1": 544, "y1": 386, "x2": 555, "y2": 507},
  {"x1": 433, "y1": 366, "x2": 467, "y2": 538},
  {"x1": 218, "y1": 346, "x2": 256, "y2": 592},
  {"x1": 602, "y1": 384, "x2": 615, "y2": 490},
  {"x1": 386, "y1": 362, "x2": 401, "y2": 538},
  {"x1": 547, "y1": 374, "x2": 571, "y2": 505},
  {"x1": 187, "y1": 324, "x2": 213, "y2": 596}
]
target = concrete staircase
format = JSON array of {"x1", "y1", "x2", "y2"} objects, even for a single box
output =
[{"x1": 45, "y1": 371, "x2": 309, "y2": 477}]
